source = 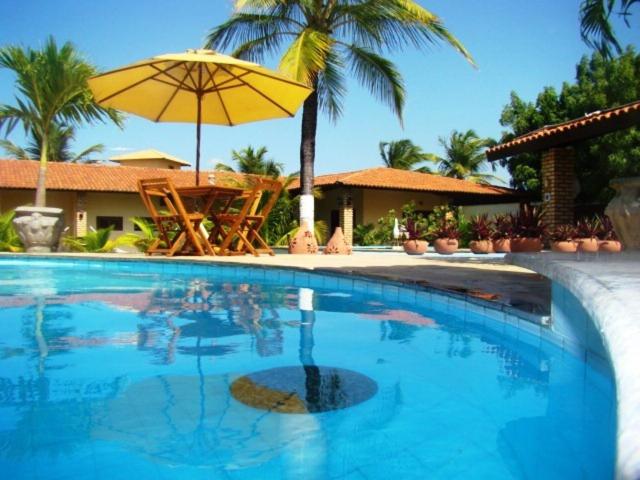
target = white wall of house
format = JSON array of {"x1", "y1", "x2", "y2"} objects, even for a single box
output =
[{"x1": 461, "y1": 203, "x2": 520, "y2": 218}]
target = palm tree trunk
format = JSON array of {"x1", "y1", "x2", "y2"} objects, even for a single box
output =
[
  {"x1": 299, "y1": 80, "x2": 318, "y2": 227},
  {"x1": 35, "y1": 134, "x2": 48, "y2": 207}
]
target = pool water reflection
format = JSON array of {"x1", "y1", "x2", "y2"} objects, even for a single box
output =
[{"x1": 0, "y1": 261, "x2": 616, "y2": 479}]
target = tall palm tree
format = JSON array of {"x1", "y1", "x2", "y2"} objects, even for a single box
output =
[
  {"x1": 427, "y1": 129, "x2": 500, "y2": 185},
  {"x1": 0, "y1": 37, "x2": 122, "y2": 207},
  {"x1": 0, "y1": 122, "x2": 104, "y2": 162},
  {"x1": 580, "y1": 0, "x2": 638, "y2": 58},
  {"x1": 207, "y1": 0, "x2": 474, "y2": 227},
  {"x1": 379, "y1": 139, "x2": 434, "y2": 172},
  {"x1": 215, "y1": 145, "x2": 284, "y2": 177}
]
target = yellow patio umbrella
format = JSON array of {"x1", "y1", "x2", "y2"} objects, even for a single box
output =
[{"x1": 88, "y1": 49, "x2": 312, "y2": 184}]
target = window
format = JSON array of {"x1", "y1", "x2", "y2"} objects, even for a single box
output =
[{"x1": 96, "y1": 216, "x2": 123, "y2": 231}]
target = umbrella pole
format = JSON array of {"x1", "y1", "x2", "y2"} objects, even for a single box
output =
[{"x1": 195, "y1": 93, "x2": 202, "y2": 186}]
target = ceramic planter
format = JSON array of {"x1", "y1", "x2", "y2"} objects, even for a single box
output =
[
  {"x1": 288, "y1": 221, "x2": 318, "y2": 254},
  {"x1": 510, "y1": 237, "x2": 542, "y2": 253},
  {"x1": 599, "y1": 240, "x2": 622, "y2": 253},
  {"x1": 577, "y1": 238, "x2": 599, "y2": 253},
  {"x1": 12, "y1": 206, "x2": 65, "y2": 253},
  {"x1": 492, "y1": 238, "x2": 511, "y2": 253},
  {"x1": 551, "y1": 240, "x2": 577, "y2": 253},
  {"x1": 434, "y1": 238, "x2": 458, "y2": 255},
  {"x1": 403, "y1": 239, "x2": 428, "y2": 255},
  {"x1": 323, "y1": 227, "x2": 352, "y2": 255},
  {"x1": 470, "y1": 239, "x2": 492, "y2": 254}
]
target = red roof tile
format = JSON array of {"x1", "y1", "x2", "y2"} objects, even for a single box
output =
[
  {"x1": 0, "y1": 159, "x2": 249, "y2": 192},
  {"x1": 486, "y1": 100, "x2": 640, "y2": 160},
  {"x1": 289, "y1": 167, "x2": 513, "y2": 196}
]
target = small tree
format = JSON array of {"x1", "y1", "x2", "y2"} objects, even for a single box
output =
[{"x1": 0, "y1": 37, "x2": 122, "y2": 206}]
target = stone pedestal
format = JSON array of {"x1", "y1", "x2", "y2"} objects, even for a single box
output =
[
  {"x1": 12, "y1": 206, "x2": 65, "y2": 253},
  {"x1": 606, "y1": 177, "x2": 640, "y2": 250}
]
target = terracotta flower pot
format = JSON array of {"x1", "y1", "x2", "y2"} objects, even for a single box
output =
[
  {"x1": 470, "y1": 239, "x2": 492, "y2": 254},
  {"x1": 599, "y1": 240, "x2": 622, "y2": 253},
  {"x1": 551, "y1": 240, "x2": 577, "y2": 253},
  {"x1": 434, "y1": 238, "x2": 458, "y2": 255},
  {"x1": 492, "y1": 238, "x2": 511, "y2": 253},
  {"x1": 323, "y1": 227, "x2": 352, "y2": 255},
  {"x1": 403, "y1": 239, "x2": 428, "y2": 255},
  {"x1": 577, "y1": 237, "x2": 599, "y2": 253},
  {"x1": 288, "y1": 221, "x2": 318, "y2": 254},
  {"x1": 510, "y1": 237, "x2": 542, "y2": 253}
]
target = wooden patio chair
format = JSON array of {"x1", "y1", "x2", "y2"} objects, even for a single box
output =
[
  {"x1": 137, "y1": 178, "x2": 212, "y2": 256},
  {"x1": 208, "y1": 178, "x2": 282, "y2": 256}
]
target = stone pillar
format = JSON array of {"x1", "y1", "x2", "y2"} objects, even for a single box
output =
[
  {"x1": 541, "y1": 147, "x2": 575, "y2": 230},
  {"x1": 75, "y1": 192, "x2": 87, "y2": 237},
  {"x1": 339, "y1": 194, "x2": 353, "y2": 246}
]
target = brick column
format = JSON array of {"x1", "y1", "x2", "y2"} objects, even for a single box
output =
[
  {"x1": 75, "y1": 192, "x2": 87, "y2": 237},
  {"x1": 541, "y1": 147, "x2": 575, "y2": 230},
  {"x1": 339, "y1": 194, "x2": 353, "y2": 245}
]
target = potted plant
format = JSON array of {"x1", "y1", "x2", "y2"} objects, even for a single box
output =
[
  {"x1": 575, "y1": 217, "x2": 600, "y2": 253},
  {"x1": 402, "y1": 218, "x2": 429, "y2": 255},
  {"x1": 511, "y1": 205, "x2": 546, "y2": 253},
  {"x1": 492, "y1": 214, "x2": 512, "y2": 253},
  {"x1": 598, "y1": 215, "x2": 622, "y2": 253},
  {"x1": 431, "y1": 219, "x2": 460, "y2": 255},
  {"x1": 0, "y1": 38, "x2": 122, "y2": 252},
  {"x1": 549, "y1": 224, "x2": 578, "y2": 253},
  {"x1": 469, "y1": 214, "x2": 493, "y2": 254}
]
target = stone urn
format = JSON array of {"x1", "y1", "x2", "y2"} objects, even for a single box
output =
[
  {"x1": 403, "y1": 239, "x2": 428, "y2": 255},
  {"x1": 470, "y1": 239, "x2": 492, "y2": 254},
  {"x1": 510, "y1": 237, "x2": 542, "y2": 253},
  {"x1": 12, "y1": 206, "x2": 65, "y2": 253},
  {"x1": 433, "y1": 238, "x2": 458, "y2": 255},
  {"x1": 288, "y1": 221, "x2": 318, "y2": 254},
  {"x1": 492, "y1": 238, "x2": 511, "y2": 253},
  {"x1": 605, "y1": 177, "x2": 640, "y2": 250},
  {"x1": 323, "y1": 227, "x2": 352, "y2": 255}
]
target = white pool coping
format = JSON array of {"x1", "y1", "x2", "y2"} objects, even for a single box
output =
[{"x1": 507, "y1": 252, "x2": 640, "y2": 480}]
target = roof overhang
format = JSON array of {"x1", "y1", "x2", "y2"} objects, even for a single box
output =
[{"x1": 486, "y1": 100, "x2": 640, "y2": 161}]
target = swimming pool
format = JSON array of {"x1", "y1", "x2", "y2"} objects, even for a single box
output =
[{"x1": 0, "y1": 258, "x2": 616, "y2": 479}]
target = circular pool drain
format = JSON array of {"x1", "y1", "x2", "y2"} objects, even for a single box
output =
[{"x1": 230, "y1": 365, "x2": 378, "y2": 414}]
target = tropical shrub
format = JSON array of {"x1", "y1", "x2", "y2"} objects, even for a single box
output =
[
  {"x1": 63, "y1": 226, "x2": 137, "y2": 253},
  {"x1": 512, "y1": 205, "x2": 546, "y2": 238},
  {"x1": 549, "y1": 224, "x2": 577, "y2": 242},
  {"x1": 469, "y1": 214, "x2": 493, "y2": 241},
  {"x1": 598, "y1": 215, "x2": 619, "y2": 240},
  {"x1": 576, "y1": 216, "x2": 601, "y2": 239},
  {"x1": 0, "y1": 210, "x2": 23, "y2": 252}
]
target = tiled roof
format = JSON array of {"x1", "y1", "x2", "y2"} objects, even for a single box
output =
[
  {"x1": 289, "y1": 167, "x2": 514, "y2": 196},
  {"x1": 110, "y1": 149, "x2": 191, "y2": 166},
  {"x1": 0, "y1": 159, "x2": 248, "y2": 192},
  {"x1": 486, "y1": 100, "x2": 640, "y2": 160}
]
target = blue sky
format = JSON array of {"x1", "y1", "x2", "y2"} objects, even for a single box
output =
[{"x1": 0, "y1": 0, "x2": 638, "y2": 184}]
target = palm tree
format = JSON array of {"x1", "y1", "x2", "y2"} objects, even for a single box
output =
[
  {"x1": 379, "y1": 139, "x2": 435, "y2": 172},
  {"x1": 427, "y1": 129, "x2": 500, "y2": 185},
  {"x1": 0, "y1": 37, "x2": 123, "y2": 207},
  {"x1": 215, "y1": 145, "x2": 284, "y2": 177},
  {"x1": 580, "y1": 0, "x2": 638, "y2": 58},
  {"x1": 0, "y1": 122, "x2": 104, "y2": 162},
  {"x1": 206, "y1": 0, "x2": 474, "y2": 227}
]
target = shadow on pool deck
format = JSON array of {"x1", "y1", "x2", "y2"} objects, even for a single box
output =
[{"x1": 318, "y1": 262, "x2": 551, "y2": 316}]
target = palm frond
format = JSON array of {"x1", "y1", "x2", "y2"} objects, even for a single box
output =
[
  {"x1": 0, "y1": 139, "x2": 29, "y2": 159},
  {"x1": 279, "y1": 29, "x2": 331, "y2": 84},
  {"x1": 345, "y1": 45, "x2": 404, "y2": 122}
]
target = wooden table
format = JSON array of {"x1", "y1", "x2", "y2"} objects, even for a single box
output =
[{"x1": 175, "y1": 185, "x2": 245, "y2": 255}]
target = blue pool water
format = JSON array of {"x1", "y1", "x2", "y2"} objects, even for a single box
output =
[{"x1": 0, "y1": 259, "x2": 616, "y2": 479}]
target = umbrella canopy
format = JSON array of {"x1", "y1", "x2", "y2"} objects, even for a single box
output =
[{"x1": 88, "y1": 49, "x2": 312, "y2": 184}]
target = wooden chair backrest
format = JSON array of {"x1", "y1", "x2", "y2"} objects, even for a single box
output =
[{"x1": 252, "y1": 178, "x2": 283, "y2": 220}]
